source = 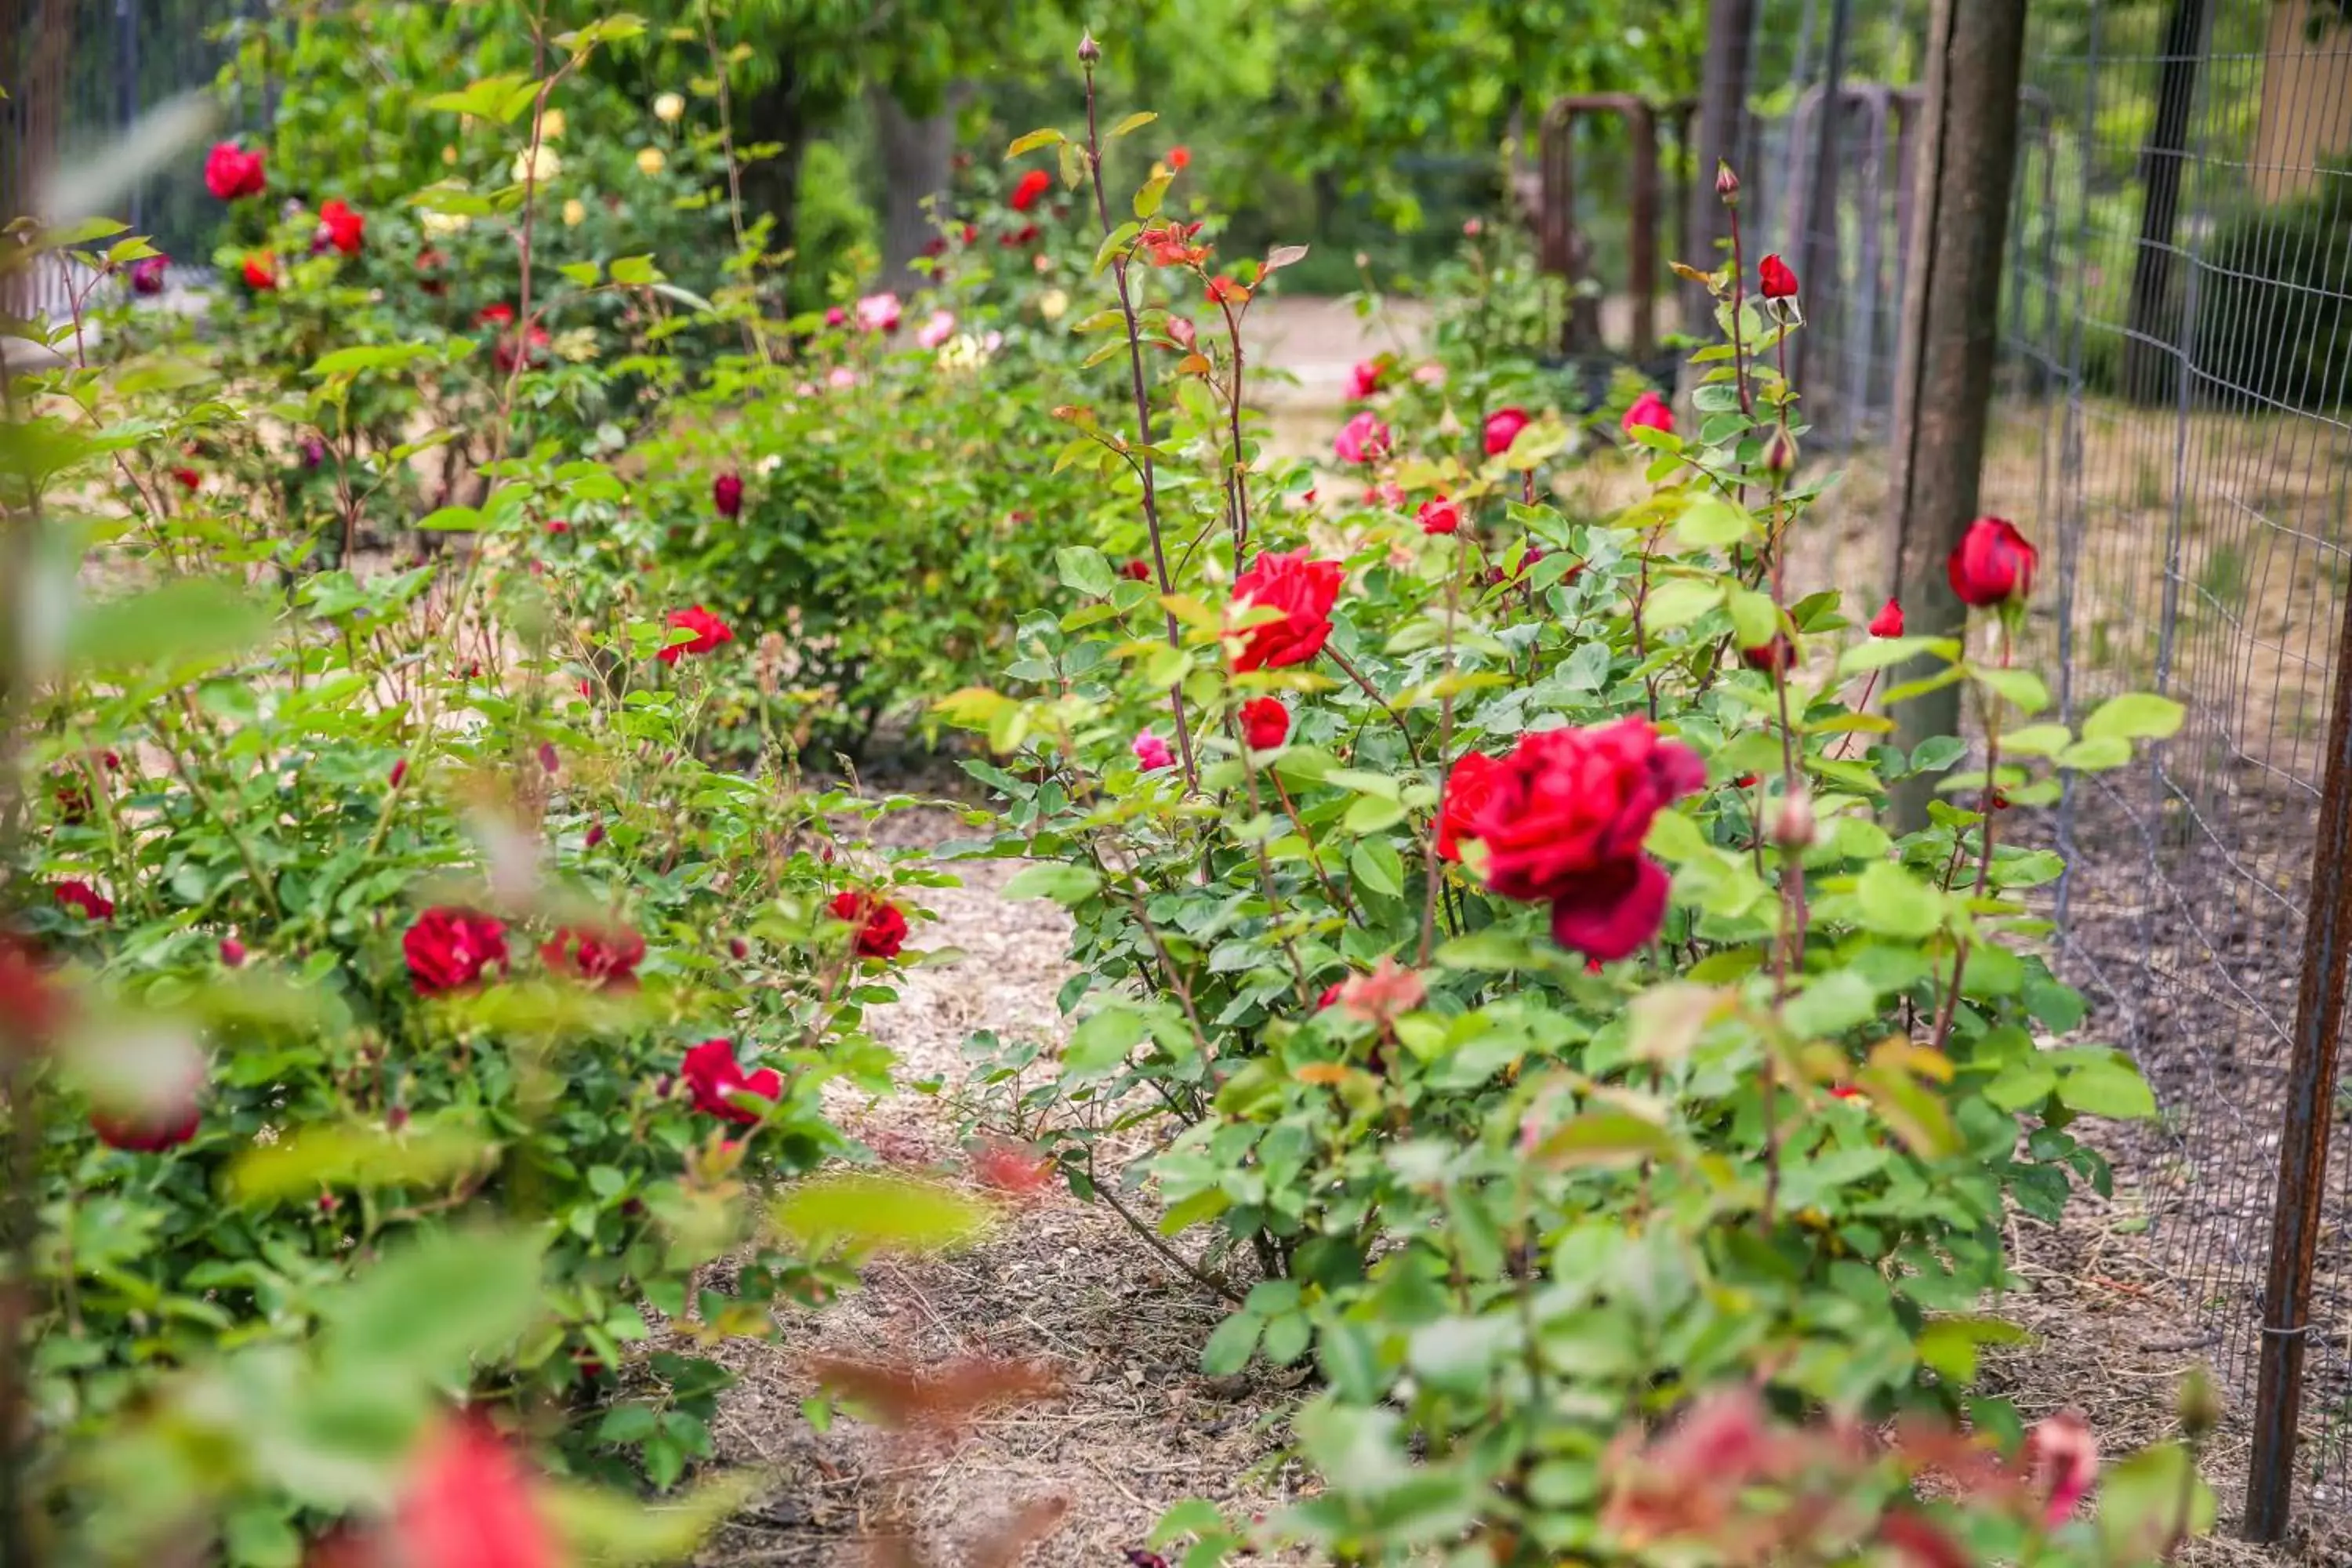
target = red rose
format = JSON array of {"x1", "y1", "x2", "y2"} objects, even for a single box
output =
[
  {"x1": 829, "y1": 890, "x2": 908, "y2": 960},
  {"x1": 319, "y1": 198, "x2": 365, "y2": 255},
  {"x1": 659, "y1": 605, "x2": 734, "y2": 664},
  {"x1": 1417, "y1": 495, "x2": 1461, "y2": 535},
  {"x1": 91, "y1": 1099, "x2": 200, "y2": 1153},
  {"x1": 241, "y1": 252, "x2": 278, "y2": 291},
  {"x1": 1011, "y1": 168, "x2": 1053, "y2": 212},
  {"x1": 1621, "y1": 391, "x2": 1675, "y2": 437},
  {"x1": 1240, "y1": 697, "x2": 1290, "y2": 751},
  {"x1": 1868, "y1": 597, "x2": 1904, "y2": 637},
  {"x1": 1316, "y1": 982, "x2": 1343, "y2": 1010},
  {"x1": 56, "y1": 880, "x2": 113, "y2": 922},
  {"x1": 1758, "y1": 252, "x2": 1799, "y2": 299},
  {"x1": 1120, "y1": 558, "x2": 1153, "y2": 583},
  {"x1": 1229, "y1": 549, "x2": 1342, "y2": 672},
  {"x1": 0, "y1": 936, "x2": 62, "y2": 1053},
  {"x1": 1436, "y1": 751, "x2": 1502, "y2": 862},
  {"x1": 1347, "y1": 360, "x2": 1382, "y2": 401},
  {"x1": 1331, "y1": 411, "x2": 1389, "y2": 466},
  {"x1": 1167, "y1": 146, "x2": 1192, "y2": 170},
  {"x1": 1469, "y1": 720, "x2": 1704, "y2": 899},
  {"x1": 203, "y1": 141, "x2": 267, "y2": 201},
  {"x1": 220, "y1": 936, "x2": 248, "y2": 967},
  {"x1": 389, "y1": 758, "x2": 409, "y2": 789},
  {"x1": 129, "y1": 254, "x2": 168, "y2": 296},
  {"x1": 403, "y1": 907, "x2": 509, "y2": 996},
  {"x1": 477, "y1": 303, "x2": 516, "y2": 328},
  {"x1": 1545, "y1": 855, "x2": 1673, "y2": 962},
  {"x1": 1947, "y1": 516, "x2": 2037, "y2": 608},
  {"x1": 1483, "y1": 406, "x2": 1531, "y2": 457},
  {"x1": 1740, "y1": 635, "x2": 1795, "y2": 673},
  {"x1": 539, "y1": 923, "x2": 646, "y2": 989},
  {"x1": 393, "y1": 1418, "x2": 556, "y2": 1568},
  {"x1": 713, "y1": 472, "x2": 743, "y2": 518},
  {"x1": 681, "y1": 1038, "x2": 782, "y2": 1124},
  {"x1": 171, "y1": 466, "x2": 201, "y2": 492},
  {"x1": 416, "y1": 249, "x2": 448, "y2": 296},
  {"x1": 492, "y1": 321, "x2": 550, "y2": 374}
]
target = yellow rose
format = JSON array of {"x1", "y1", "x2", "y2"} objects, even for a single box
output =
[
  {"x1": 653, "y1": 93, "x2": 685, "y2": 124},
  {"x1": 561, "y1": 198, "x2": 587, "y2": 227},
  {"x1": 512, "y1": 145, "x2": 561, "y2": 183},
  {"x1": 419, "y1": 209, "x2": 471, "y2": 238},
  {"x1": 635, "y1": 146, "x2": 666, "y2": 177},
  {"x1": 539, "y1": 108, "x2": 566, "y2": 140},
  {"x1": 441, "y1": 144, "x2": 458, "y2": 166},
  {"x1": 1039, "y1": 288, "x2": 1069, "y2": 321}
]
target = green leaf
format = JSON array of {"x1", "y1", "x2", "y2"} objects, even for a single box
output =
[
  {"x1": 2097, "y1": 1443, "x2": 2216, "y2": 1559},
  {"x1": 1133, "y1": 171, "x2": 1173, "y2": 219},
  {"x1": 1534, "y1": 1111, "x2": 1674, "y2": 1169},
  {"x1": 1005, "y1": 128, "x2": 1065, "y2": 159},
  {"x1": 1675, "y1": 494, "x2": 1753, "y2": 548},
  {"x1": 546, "y1": 1471, "x2": 759, "y2": 1566},
  {"x1": 2082, "y1": 692, "x2": 2185, "y2": 744},
  {"x1": 1055, "y1": 544, "x2": 1118, "y2": 598},
  {"x1": 1348, "y1": 840, "x2": 1404, "y2": 898},
  {"x1": 1316, "y1": 1320, "x2": 1382, "y2": 1403},
  {"x1": 229, "y1": 1121, "x2": 496, "y2": 1203},
  {"x1": 1999, "y1": 723, "x2": 2073, "y2": 758},
  {"x1": 1854, "y1": 861, "x2": 1945, "y2": 939},
  {"x1": 1109, "y1": 111, "x2": 1159, "y2": 139},
  {"x1": 319, "y1": 1226, "x2": 545, "y2": 1383},
  {"x1": 416, "y1": 505, "x2": 485, "y2": 532},
  {"x1": 1973, "y1": 666, "x2": 2050, "y2": 715},
  {"x1": 608, "y1": 254, "x2": 662, "y2": 285},
  {"x1": 1837, "y1": 634, "x2": 1962, "y2": 676},
  {"x1": 421, "y1": 75, "x2": 532, "y2": 118},
  {"x1": 1200, "y1": 1312, "x2": 1261, "y2": 1375},
  {"x1": 1914, "y1": 1316, "x2": 2026, "y2": 1383},
  {"x1": 70, "y1": 578, "x2": 270, "y2": 675},
  {"x1": 1065, "y1": 1005, "x2": 1149, "y2": 1075},
  {"x1": 1000, "y1": 863, "x2": 1103, "y2": 905},
  {"x1": 1641, "y1": 577, "x2": 1721, "y2": 631},
  {"x1": 1784, "y1": 971, "x2": 1878, "y2": 1040},
  {"x1": 1726, "y1": 588, "x2": 1779, "y2": 651},
  {"x1": 2056, "y1": 1062, "x2": 2158, "y2": 1120},
  {"x1": 307, "y1": 343, "x2": 434, "y2": 379},
  {"x1": 769, "y1": 1174, "x2": 993, "y2": 1255}
]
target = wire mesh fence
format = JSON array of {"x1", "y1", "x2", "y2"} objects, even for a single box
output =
[{"x1": 1703, "y1": 0, "x2": 2352, "y2": 1537}]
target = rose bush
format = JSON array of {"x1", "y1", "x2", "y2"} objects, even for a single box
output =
[{"x1": 939, "y1": 73, "x2": 2212, "y2": 1567}]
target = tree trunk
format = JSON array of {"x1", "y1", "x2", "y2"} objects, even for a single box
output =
[
  {"x1": 2119, "y1": 0, "x2": 2210, "y2": 404},
  {"x1": 736, "y1": 63, "x2": 811, "y2": 273},
  {"x1": 1681, "y1": 0, "x2": 1757, "y2": 337},
  {"x1": 1884, "y1": 0, "x2": 2031, "y2": 832},
  {"x1": 871, "y1": 83, "x2": 962, "y2": 294}
]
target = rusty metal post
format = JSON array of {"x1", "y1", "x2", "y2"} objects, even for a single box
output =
[
  {"x1": 1791, "y1": 0, "x2": 1853, "y2": 397},
  {"x1": 2245, "y1": 611, "x2": 2352, "y2": 1540},
  {"x1": 1538, "y1": 96, "x2": 1665, "y2": 360},
  {"x1": 1683, "y1": 0, "x2": 1758, "y2": 335}
]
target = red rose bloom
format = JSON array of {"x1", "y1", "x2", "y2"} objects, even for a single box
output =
[
  {"x1": 1240, "y1": 697, "x2": 1290, "y2": 752},
  {"x1": 171, "y1": 466, "x2": 201, "y2": 492},
  {"x1": 91, "y1": 1099, "x2": 201, "y2": 1153},
  {"x1": 1347, "y1": 360, "x2": 1382, "y2": 401},
  {"x1": 0, "y1": 936, "x2": 62, "y2": 1054},
  {"x1": 830, "y1": 890, "x2": 909, "y2": 960},
  {"x1": 1546, "y1": 854, "x2": 1673, "y2": 962},
  {"x1": 319, "y1": 198, "x2": 365, "y2": 254},
  {"x1": 1483, "y1": 406, "x2": 1532, "y2": 457},
  {"x1": 492, "y1": 318, "x2": 550, "y2": 374},
  {"x1": 1120, "y1": 558, "x2": 1153, "y2": 583},
  {"x1": 477, "y1": 303, "x2": 515, "y2": 328},
  {"x1": 1740, "y1": 635, "x2": 1795, "y2": 673},
  {"x1": 540, "y1": 924, "x2": 646, "y2": 989},
  {"x1": 1316, "y1": 982, "x2": 1343, "y2": 1010},
  {"x1": 1167, "y1": 146, "x2": 1192, "y2": 169},
  {"x1": 129, "y1": 254, "x2": 168, "y2": 295},
  {"x1": 659, "y1": 605, "x2": 734, "y2": 664},
  {"x1": 1947, "y1": 516, "x2": 2038, "y2": 608},
  {"x1": 56, "y1": 880, "x2": 113, "y2": 922},
  {"x1": 1436, "y1": 751, "x2": 1502, "y2": 862},
  {"x1": 1469, "y1": 720, "x2": 1703, "y2": 901},
  {"x1": 681, "y1": 1038, "x2": 782, "y2": 1124},
  {"x1": 404, "y1": 907, "x2": 509, "y2": 996},
  {"x1": 1417, "y1": 495, "x2": 1461, "y2": 535},
  {"x1": 1011, "y1": 168, "x2": 1053, "y2": 212},
  {"x1": 220, "y1": 937, "x2": 247, "y2": 967},
  {"x1": 713, "y1": 472, "x2": 743, "y2": 518},
  {"x1": 1229, "y1": 549, "x2": 1342, "y2": 672},
  {"x1": 416, "y1": 248, "x2": 448, "y2": 296},
  {"x1": 203, "y1": 141, "x2": 267, "y2": 201},
  {"x1": 393, "y1": 1418, "x2": 557, "y2": 1568},
  {"x1": 1868, "y1": 597, "x2": 1904, "y2": 637},
  {"x1": 1758, "y1": 253, "x2": 1799, "y2": 299},
  {"x1": 1622, "y1": 390, "x2": 1675, "y2": 437},
  {"x1": 241, "y1": 252, "x2": 278, "y2": 291}
]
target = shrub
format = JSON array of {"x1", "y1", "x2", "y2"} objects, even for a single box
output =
[{"x1": 942, "y1": 74, "x2": 2212, "y2": 1566}]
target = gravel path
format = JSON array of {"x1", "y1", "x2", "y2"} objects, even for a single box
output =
[{"x1": 700, "y1": 815, "x2": 1309, "y2": 1567}]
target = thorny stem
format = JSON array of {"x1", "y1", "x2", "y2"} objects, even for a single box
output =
[
  {"x1": 1325, "y1": 645, "x2": 1422, "y2": 770},
  {"x1": 1212, "y1": 296, "x2": 1251, "y2": 557},
  {"x1": 1929, "y1": 620, "x2": 2009, "y2": 1057},
  {"x1": 1230, "y1": 719, "x2": 1314, "y2": 1007},
  {"x1": 1081, "y1": 60, "x2": 1197, "y2": 790},
  {"x1": 1723, "y1": 188, "x2": 1758, "y2": 422},
  {"x1": 1420, "y1": 535, "x2": 1469, "y2": 967},
  {"x1": 1086, "y1": 1145, "x2": 1243, "y2": 1305},
  {"x1": 1271, "y1": 771, "x2": 1362, "y2": 925}
]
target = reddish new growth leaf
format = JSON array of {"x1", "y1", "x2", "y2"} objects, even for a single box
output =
[
  {"x1": 806, "y1": 1353, "x2": 1063, "y2": 1436},
  {"x1": 970, "y1": 1135, "x2": 1054, "y2": 1197}
]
